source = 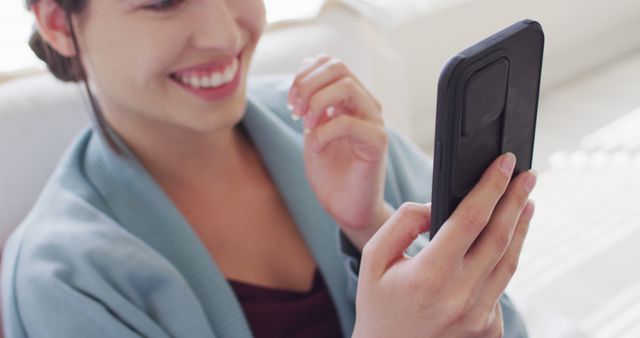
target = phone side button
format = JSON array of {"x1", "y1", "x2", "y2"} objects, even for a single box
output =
[{"x1": 436, "y1": 141, "x2": 443, "y2": 172}]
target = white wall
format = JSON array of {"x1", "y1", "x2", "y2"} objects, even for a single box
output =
[{"x1": 384, "y1": 0, "x2": 640, "y2": 151}]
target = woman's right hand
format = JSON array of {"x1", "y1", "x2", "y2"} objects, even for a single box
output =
[{"x1": 352, "y1": 153, "x2": 536, "y2": 338}]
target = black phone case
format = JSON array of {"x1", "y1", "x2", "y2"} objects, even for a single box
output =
[{"x1": 430, "y1": 19, "x2": 544, "y2": 239}]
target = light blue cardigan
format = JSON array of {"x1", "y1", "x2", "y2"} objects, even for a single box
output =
[{"x1": 2, "y1": 77, "x2": 527, "y2": 337}]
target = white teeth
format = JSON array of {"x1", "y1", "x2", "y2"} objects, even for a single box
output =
[
  {"x1": 201, "y1": 76, "x2": 212, "y2": 87},
  {"x1": 176, "y1": 58, "x2": 239, "y2": 89},
  {"x1": 224, "y1": 59, "x2": 238, "y2": 82},
  {"x1": 224, "y1": 68, "x2": 234, "y2": 82},
  {"x1": 211, "y1": 72, "x2": 224, "y2": 87},
  {"x1": 190, "y1": 76, "x2": 201, "y2": 88}
]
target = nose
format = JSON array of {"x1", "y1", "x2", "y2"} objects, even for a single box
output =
[{"x1": 190, "y1": 0, "x2": 243, "y2": 54}]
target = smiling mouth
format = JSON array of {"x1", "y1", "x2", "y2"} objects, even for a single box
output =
[{"x1": 169, "y1": 57, "x2": 240, "y2": 89}]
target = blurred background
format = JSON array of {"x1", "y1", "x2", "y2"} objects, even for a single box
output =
[{"x1": 1, "y1": 0, "x2": 640, "y2": 337}]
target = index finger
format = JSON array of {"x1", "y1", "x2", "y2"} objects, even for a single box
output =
[
  {"x1": 428, "y1": 153, "x2": 516, "y2": 261},
  {"x1": 287, "y1": 55, "x2": 331, "y2": 107}
]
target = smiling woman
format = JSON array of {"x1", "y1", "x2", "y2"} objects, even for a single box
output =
[{"x1": 1, "y1": 0, "x2": 532, "y2": 337}]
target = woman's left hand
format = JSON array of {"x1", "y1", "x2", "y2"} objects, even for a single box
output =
[{"x1": 288, "y1": 55, "x2": 392, "y2": 252}]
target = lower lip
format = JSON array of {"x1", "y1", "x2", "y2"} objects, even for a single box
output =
[{"x1": 171, "y1": 57, "x2": 242, "y2": 102}]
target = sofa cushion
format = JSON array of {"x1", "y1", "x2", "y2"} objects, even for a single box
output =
[{"x1": 0, "y1": 73, "x2": 89, "y2": 247}]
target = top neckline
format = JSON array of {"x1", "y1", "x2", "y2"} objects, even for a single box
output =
[{"x1": 227, "y1": 268, "x2": 322, "y2": 298}]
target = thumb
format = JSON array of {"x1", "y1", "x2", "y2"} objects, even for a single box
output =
[{"x1": 362, "y1": 203, "x2": 431, "y2": 277}]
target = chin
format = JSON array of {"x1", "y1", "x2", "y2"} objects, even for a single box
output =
[{"x1": 187, "y1": 99, "x2": 247, "y2": 134}]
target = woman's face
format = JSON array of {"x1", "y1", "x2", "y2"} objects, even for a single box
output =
[{"x1": 74, "y1": 0, "x2": 266, "y2": 134}]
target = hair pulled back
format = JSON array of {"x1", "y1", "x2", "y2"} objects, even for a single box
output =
[{"x1": 26, "y1": 0, "x2": 121, "y2": 153}]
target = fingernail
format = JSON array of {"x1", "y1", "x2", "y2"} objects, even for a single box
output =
[
  {"x1": 500, "y1": 153, "x2": 516, "y2": 175},
  {"x1": 303, "y1": 128, "x2": 310, "y2": 134},
  {"x1": 524, "y1": 172, "x2": 537, "y2": 193},
  {"x1": 287, "y1": 102, "x2": 294, "y2": 111},
  {"x1": 291, "y1": 114, "x2": 301, "y2": 121},
  {"x1": 326, "y1": 106, "x2": 335, "y2": 118}
]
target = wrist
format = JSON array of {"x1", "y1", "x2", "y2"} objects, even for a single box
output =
[{"x1": 341, "y1": 202, "x2": 394, "y2": 252}]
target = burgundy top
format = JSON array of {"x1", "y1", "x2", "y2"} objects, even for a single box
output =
[{"x1": 228, "y1": 268, "x2": 344, "y2": 338}]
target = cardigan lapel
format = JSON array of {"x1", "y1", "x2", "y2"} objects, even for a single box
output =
[
  {"x1": 83, "y1": 97, "x2": 354, "y2": 338},
  {"x1": 242, "y1": 97, "x2": 355, "y2": 337},
  {"x1": 84, "y1": 121, "x2": 252, "y2": 337}
]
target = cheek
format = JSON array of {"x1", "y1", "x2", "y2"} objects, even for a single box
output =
[
  {"x1": 237, "y1": 0, "x2": 267, "y2": 40},
  {"x1": 87, "y1": 28, "x2": 185, "y2": 95},
  {"x1": 134, "y1": 36, "x2": 185, "y2": 86},
  {"x1": 80, "y1": 36, "x2": 177, "y2": 119}
]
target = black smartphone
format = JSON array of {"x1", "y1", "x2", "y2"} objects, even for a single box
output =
[{"x1": 430, "y1": 19, "x2": 544, "y2": 239}]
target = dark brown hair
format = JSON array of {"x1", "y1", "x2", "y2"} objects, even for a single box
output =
[{"x1": 26, "y1": 0, "x2": 121, "y2": 153}]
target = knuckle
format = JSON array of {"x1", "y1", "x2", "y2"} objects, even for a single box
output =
[
  {"x1": 445, "y1": 296, "x2": 474, "y2": 324},
  {"x1": 511, "y1": 184, "x2": 530, "y2": 206},
  {"x1": 504, "y1": 256, "x2": 520, "y2": 276},
  {"x1": 489, "y1": 174, "x2": 509, "y2": 194},
  {"x1": 327, "y1": 58, "x2": 349, "y2": 74},
  {"x1": 335, "y1": 114, "x2": 354, "y2": 132},
  {"x1": 459, "y1": 205, "x2": 486, "y2": 234},
  {"x1": 492, "y1": 229, "x2": 511, "y2": 252},
  {"x1": 361, "y1": 240, "x2": 375, "y2": 259},
  {"x1": 338, "y1": 76, "x2": 357, "y2": 92}
]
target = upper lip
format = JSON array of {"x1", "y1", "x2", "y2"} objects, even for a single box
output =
[{"x1": 171, "y1": 51, "x2": 242, "y2": 76}]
